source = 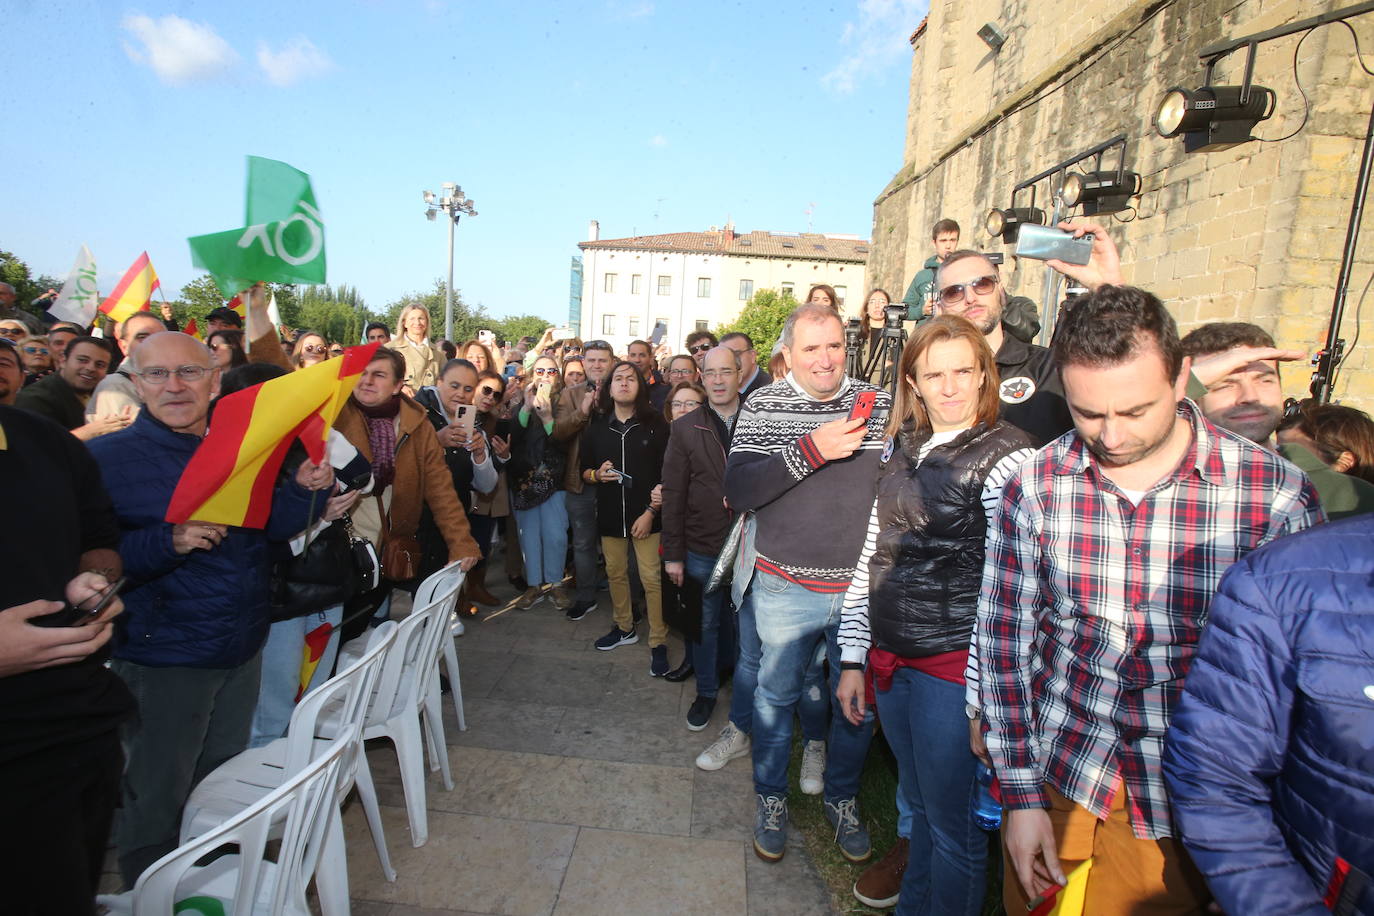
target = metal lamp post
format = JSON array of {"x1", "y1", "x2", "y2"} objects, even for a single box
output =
[{"x1": 423, "y1": 182, "x2": 478, "y2": 342}]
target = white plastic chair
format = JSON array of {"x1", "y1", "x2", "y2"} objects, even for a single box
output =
[
  {"x1": 180, "y1": 622, "x2": 397, "y2": 905},
  {"x1": 102, "y1": 727, "x2": 355, "y2": 916},
  {"x1": 331, "y1": 563, "x2": 462, "y2": 847},
  {"x1": 443, "y1": 605, "x2": 468, "y2": 731}
]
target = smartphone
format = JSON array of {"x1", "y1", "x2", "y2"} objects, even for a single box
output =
[
  {"x1": 848, "y1": 390, "x2": 877, "y2": 424},
  {"x1": 477, "y1": 329, "x2": 496, "y2": 348},
  {"x1": 614, "y1": 469, "x2": 633, "y2": 487},
  {"x1": 650, "y1": 322, "x2": 667, "y2": 346},
  {"x1": 552, "y1": 326, "x2": 574, "y2": 340},
  {"x1": 1015, "y1": 223, "x2": 1093, "y2": 265},
  {"x1": 31, "y1": 576, "x2": 127, "y2": 628},
  {"x1": 451, "y1": 403, "x2": 476, "y2": 443},
  {"x1": 536, "y1": 381, "x2": 553, "y2": 403}
]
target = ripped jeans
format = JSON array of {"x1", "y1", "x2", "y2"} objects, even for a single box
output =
[{"x1": 750, "y1": 568, "x2": 874, "y2": 800}]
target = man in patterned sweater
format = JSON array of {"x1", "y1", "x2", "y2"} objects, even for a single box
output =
[{"x1": 725, "y1": 302, "x2": 892, "y2": 863}]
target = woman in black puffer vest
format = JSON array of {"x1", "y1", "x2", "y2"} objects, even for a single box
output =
[{"x1": 836, "y1": 316, "x2": 1035, "y2": 916}]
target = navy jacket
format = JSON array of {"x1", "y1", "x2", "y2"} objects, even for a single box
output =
[
  {"x1": 88, "y1": 411, "x2": 317, "y2": 668},
  {"x1": 1163, "y1": 514, "x2": 1373, "y2": 916}
]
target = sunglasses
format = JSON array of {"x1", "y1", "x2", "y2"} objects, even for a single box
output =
[
  {"x1": 21, "y1": 346, "x2": 49, "y2": 355},
  {"x1": 938, "y1": 275, "x2": 999, "y2": 306},
  {"x1": 302, "y1": 344, "x2": 328, "y2": 355},
  {"x1": 532, "y1": 366, "x2": 558, "y2": 375},
  {"x1": 478, "y1": 385, "x2": 502, "y2": 397},
  {"x1": 562, "y1": 345, "x2": 581, "y2": 353},
  {"x1": 0, "y1": 328, "x2": 24, "y2": 337},
  {"x1": 689, "y1": 343, "x2": 713, "y2": 353}
]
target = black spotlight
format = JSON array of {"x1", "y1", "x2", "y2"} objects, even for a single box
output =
[
  {"x1": 1061, "y1": 170, "x2": 1142, "y2": 216},
  {"x1": 985, "y1": 207, "x2": 1045, "y2": 243},
  {"x1": 1155, "y1": 85, "x2": 1276, "y2": 153}
]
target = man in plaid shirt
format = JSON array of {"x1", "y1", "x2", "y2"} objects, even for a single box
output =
[{"x1": 976, "y1": 284, "x2": 1324, "y2": 913}]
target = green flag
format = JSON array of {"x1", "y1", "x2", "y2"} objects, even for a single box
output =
[{"x1": 188, "y1": 156, "x2": 326, "y2": 297}]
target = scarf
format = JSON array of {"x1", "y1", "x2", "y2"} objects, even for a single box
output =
[{"x1": 357, "y1": 395, "x2": 401, "y2": 489}]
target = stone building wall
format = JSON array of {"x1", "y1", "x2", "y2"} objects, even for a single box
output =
[{"x1": 871, "y1": 0, "x2": 1374, "y2": 406}]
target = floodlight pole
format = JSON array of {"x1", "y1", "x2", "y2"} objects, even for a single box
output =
[{"x1": 423, "y1": 183, "x2": 479, "y2": 343}]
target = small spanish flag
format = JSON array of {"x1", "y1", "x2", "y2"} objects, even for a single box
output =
[
  {"x1": 184, "y1": 318, "x2": 202, "y2": 340},
  {"x1": 1027, "y1": 859, "x2": 1093, "y2": 916},
  {"x1": 99, "y1": 252, "x2": 160, "y2": 322},
  {"x1": 165, "y1": 342, "x2": 380, "y2": 528}
]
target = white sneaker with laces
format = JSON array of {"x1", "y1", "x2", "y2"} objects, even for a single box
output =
[
  {"x1": 799, "y1": 739, "x2": 826, "y2": 795},
  {"x1": 695, "y1": 721, "x2": 751, "y2": 771}
]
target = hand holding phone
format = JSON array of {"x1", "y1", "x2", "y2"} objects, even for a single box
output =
[
  {"x1": 848, "y1": 391, "x2": 877, "y2": 425},
  {"x1": 31, "y1": 576, "x2": 127, "y2": 629},
  {"x1": 1015, "y1": 224, "x2": 1093, "y2": 266}
]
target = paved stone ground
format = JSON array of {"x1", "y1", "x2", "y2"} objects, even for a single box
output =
[{"x1": 340, "y1": 568, "x2": 837, "y2": 916}]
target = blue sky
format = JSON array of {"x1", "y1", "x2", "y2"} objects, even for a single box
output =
[{"x1": 3, "y1": 0, "x2": 926, "y2": 324}]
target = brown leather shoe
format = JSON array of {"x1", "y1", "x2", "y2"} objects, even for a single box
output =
[
  {"x1": 853, "y1": 836, "x2": 908, "y2": 909},
  {"x1": 466, "y1": 562, "x2": 500, "y2": 606}
]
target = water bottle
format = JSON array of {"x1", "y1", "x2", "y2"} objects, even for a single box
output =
[{"x1": 972, "y1": 763, "x2": 1003, "y2": 831}]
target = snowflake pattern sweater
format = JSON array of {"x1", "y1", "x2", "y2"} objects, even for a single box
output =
[{"x1": 724, "y1": 373, "x2": 891, "y2": 592}]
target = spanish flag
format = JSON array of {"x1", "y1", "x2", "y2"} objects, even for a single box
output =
[
  {"x1": 184, "y1": 318, "x2": 202, "y2": 340},
  {"x1": 1027, "y1": 859, "x2": 1093, "y2": 916},
  {"x1": 165, "y1": 342, "x2": 380, "y2": 528},
  {"x1": 99, "y1": 252, "x2": 160, "y2": 322}
]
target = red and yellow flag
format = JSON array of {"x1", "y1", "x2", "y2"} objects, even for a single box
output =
[
  {"x1": 165, "y1": 342, "x2": 380, "y2": 528},
  {"x1": 99, "y1": 252, "x2": 160, "y2": 322},
  {"x1": 183, "y1": 318, "x2": 202, "y2": 340}
]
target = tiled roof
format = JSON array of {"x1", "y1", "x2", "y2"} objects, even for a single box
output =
[{"x1": 579, "y1": 229, "x2": 869, "y2": 262}]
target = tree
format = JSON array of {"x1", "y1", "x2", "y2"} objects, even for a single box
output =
[
  {"x1": 493, "y1": 314, "x2": 551, "y2": 345},
  {"x1": 170, "y1": 276, "x2": 309, "y2": 336},
  {"x1": 0, "y1": 249, "x2": 62, "y2": 312},
  {"x1": 297, "y1": 284, "x2": 374, "y2": 345},
  {"x1": 716, "y1": 288, "x2": 798, "y2": 354},
  {"x1": 382, "y1": 280, "x2": 490, "y2": 344}
]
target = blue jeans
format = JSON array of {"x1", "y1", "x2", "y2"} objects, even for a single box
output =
[
  {"x1": 750, "y1": 570, "x2": 873, "y2": 799},
  {"x1": 684, "y1": 551, "x2": 735, "y2": 699},
  {"x1": 728, "y1": 584, "x2": 828, "y2": 739},
  {"x1": 513, "y1": 490, "x2": 569, "y2": 586},
  {"x1": 468, "y1": 513, "x2": 497, "y2": 559},
  {"x1": 249, "y1": 604, "x2": 344, "y2": 748},
  {"x1": 876, "y1": 668, "x2": 985, "y2": 916}
]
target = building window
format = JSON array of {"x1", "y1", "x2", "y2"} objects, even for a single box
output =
[
  {"x1": 739, "y1": 279, "x2": 754, "y2": 301},
  {"x1": 602, "y1": 314, "x2": 616, "y2": 335},
  {"x1": 657, "y1": 275, "x2": 671, "y2": 296},
  {"x1": 695, "y1": 320, "x2": 710, "y2": 332},
  {"x1": 834, "y1": 285, "x2": 847, "y2": 305},
  {"x1": 781, "y1": 282, "x2": 795, "y2": 297},
  {"x1": 631, "y1": 274, "x2": 642, "y2": 294},
  {"x1": 697, "y1": 277, "x2": 711, "y2": 298},
  {"x1": 628, "y1": 317, "x2": 640, "y2": 337},
  {"x1": 604, "y1": 273, "x2": 616, "y2": 293}
]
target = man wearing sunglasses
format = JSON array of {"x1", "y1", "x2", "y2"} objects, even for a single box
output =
[
  {"x1": 686, "y1": 330, "x2": 719, "y2": 369},
  {"x1": 934, "y1": 252, "x2": 1072, "y2": 446}
]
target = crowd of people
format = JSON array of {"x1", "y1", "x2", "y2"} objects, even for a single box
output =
[{"x1": 1, "y1": 215, "x2": 1372, "y2": 916}]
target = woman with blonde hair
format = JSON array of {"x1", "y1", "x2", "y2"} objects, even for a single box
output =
[
  {"x1": 387, "y1": 303, "x2": 444, "y2": 395},
  {"x1": 290, "y1": 330, "x2": 330, "y2": 369},
  {"x1": 836, "y1": 315, "x2": 1035, "y2": 915}
]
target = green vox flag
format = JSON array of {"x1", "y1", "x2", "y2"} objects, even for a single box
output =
[{"x1": 188, "y1": 156, "x2": 326, "y2": 297}]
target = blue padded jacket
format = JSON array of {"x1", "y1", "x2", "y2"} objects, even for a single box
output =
[
  {"x1": 1163, "y1": 513, "x2": 1374, "y2": 916},
  {"x1": 88, "y1": 410, "x2": 316, "y2": 668}
]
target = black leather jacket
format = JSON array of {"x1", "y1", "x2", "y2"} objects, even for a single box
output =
[{"x1": 868, "y1": 420, "x2": 1034, "y2": 658}]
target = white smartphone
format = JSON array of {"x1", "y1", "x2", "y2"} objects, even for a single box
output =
[{"x1": 1015, "y1": 224, "x2": 1093, "y2": 265}]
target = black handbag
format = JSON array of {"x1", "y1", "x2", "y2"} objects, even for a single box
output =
[{"x1": 343, "y1": 513, "x2": 380, "y2": 592}]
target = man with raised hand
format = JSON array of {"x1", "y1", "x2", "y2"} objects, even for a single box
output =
[
  {"x1": 977, "y1": 284, "x2": 1323, "y2": 913},
  {"x1": 726, "y1": 302, "x2": 890, "y2": 864}
]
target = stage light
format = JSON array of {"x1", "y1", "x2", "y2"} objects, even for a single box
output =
[
  {"x1": 1155, "y1": 85, "x2": 1276, "y2": 152},
  {"x1": 985, "y1": 206, "x2": 1045, "y2": 243},
  {"x1": 1061, "y1": 170, "x2": 1142, "y2": 216}
]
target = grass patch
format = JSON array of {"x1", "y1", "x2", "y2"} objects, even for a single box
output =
[{"x1": 785, "y1": 726, "x2": 1005, "y2": 915}]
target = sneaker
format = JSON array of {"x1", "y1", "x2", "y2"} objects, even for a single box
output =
[
  {"x1": 565, "y1": 599, "x2": 596, "y2": 621},
  {"x1": 686, "y1": 695, "x2": 716, "y2": 731},
  {"x1": 549, "y1": 585, "x2": 574, "y2": 610},
  {"x1": 594, "y1": 626, "x2": 638, "y2": 651},
  {"x1": 515, "y1": 586, "x2": 544, "y2": 610},
  {"x1": 799, "y1": 739, "x2": 826, "y2": 795},
  {"x1": 853, "y1": 836, "x2": 909, "y2": 908},
  {"x1": 753, "y1": 794, "x2": 788, "y2": 862},
  {"x1": 824, "y1": 796, "x2": 872, "y2": 863},
  {"x1": 695, "y1": 721, "x2": 750, "y2": 771},
  {"x1": 649, "y1": 645, "x2": 670, "y2": 676}
]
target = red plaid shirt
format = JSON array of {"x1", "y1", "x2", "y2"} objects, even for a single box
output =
[{"x1": 977, "y1": 401, "x2": 1324, "y2": 839}]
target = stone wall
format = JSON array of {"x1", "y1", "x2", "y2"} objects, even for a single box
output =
[{"x1": 871, "y1": 0, "x2": 1374, "y2": 407}]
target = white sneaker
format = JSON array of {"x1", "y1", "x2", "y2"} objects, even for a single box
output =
[
  {"x1": 799, "y1": 739, "x2": 826, "y2": 795},
  {"x1": 696, "y1": 721, "x2": 751, "y2": 771}
]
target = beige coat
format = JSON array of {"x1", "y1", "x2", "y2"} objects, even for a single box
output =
[{"x1": 387, "y1": 336, "x2": 443, "y2": 391}]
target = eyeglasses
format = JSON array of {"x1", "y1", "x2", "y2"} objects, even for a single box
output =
[
  {"x1": 938, "y1": 275, "x2": 999, "y2": 305},
  {"x1": 532, "y1": 367, "x2": 557, "y2": 375},
  {"x1": 134, "y1": 365, "x2": 210, "y2": 384},
  {"x1": 478, "y1": 385, "x2": 502, "y2": 397},
  {"x1": 668, "y1": 367, "x2": 695, "y2": 377},
  {"x1": 689, "y1": 343, "x2": 714, "y2": 354},
  {"x1": 21, "y1": 346, "x2": 49, "y2": 355},
  {"x1": 670, "y1": 400, "x2": 702, "y2": 411},
  {"x1": 303, "y1": 345, "x2": 327, "y2": 355},
  {"x1": 0, "y1": 328, "x2": 24, "y2": 338},
  {"x1": 702, "y1": 368, "x2": 737, "y2": 380},
  {"x1": 562, "y1": 345, "x2": 581, "y2": 353}
]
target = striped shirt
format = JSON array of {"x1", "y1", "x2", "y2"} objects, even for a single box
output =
[
  {"x1": 977, "y1": 400, "x2": 1324, "y2": 839},
  {"x1": 838, "y1": 431, "x2": 1034, "y2": 664},
  {"x1": 725, "y1": 373, "x2": 891, "y2": 592}
]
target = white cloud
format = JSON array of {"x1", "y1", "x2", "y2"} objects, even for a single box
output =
[
  {"x1": 648, "y1": 134, "x2": 669, "y2": 148},
  {"x1": 608, "y1": 1, "x2": 654, "y2": 19},
  {"x1": 257, "y1": 37, "x2": 334, "y2": 87},
  {"x1": 121, "y1": 13, "x2": 239, "y2": 85},
  {"x1": 822, "y1": 0, "x2": 929, "y2": 94}
]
